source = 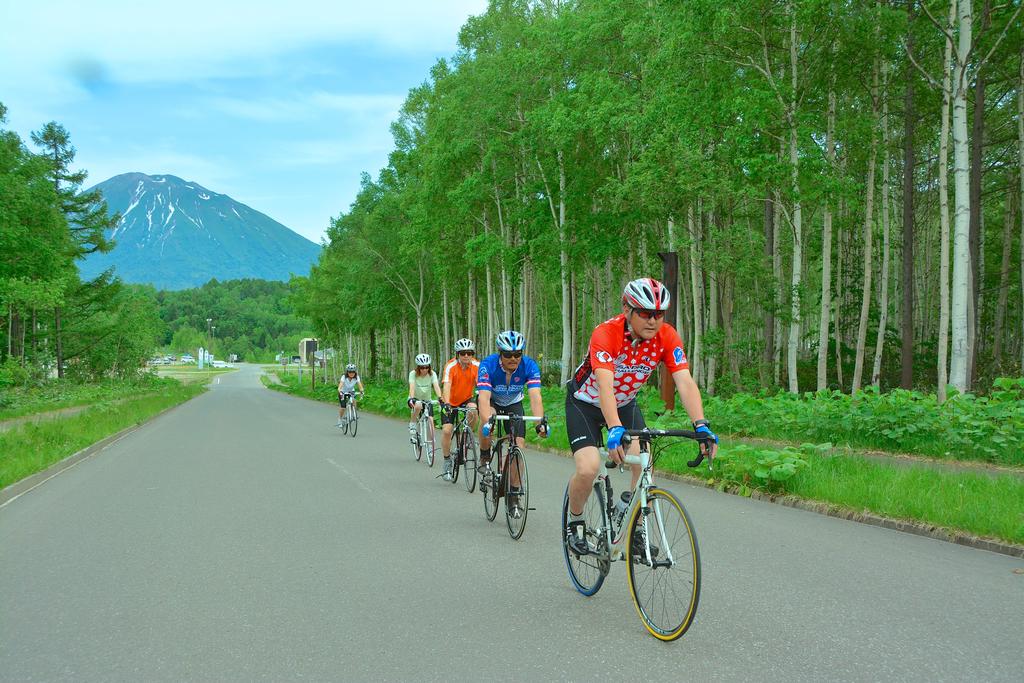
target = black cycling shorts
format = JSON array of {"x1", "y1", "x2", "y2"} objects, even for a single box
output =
[
  {"x1": 338, "y1": 392, "x2": 354, "y2": 408},
  {"x1": 441, "y1": 398, "x2": 477, "y2": 426},
  {"x1": 565, "y1": 383, "x2": 646, "y2": 454},
  {"x1": 490, "y1": 401, "x2": 525, "y2": 439}
]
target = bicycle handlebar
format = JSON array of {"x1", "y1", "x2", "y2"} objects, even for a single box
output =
[{"x1": 604, "y1": 428, "x2": 714, "y2": 470}]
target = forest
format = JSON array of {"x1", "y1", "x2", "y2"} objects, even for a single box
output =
[
  {"x1": 0, "y1": 105, "x2": 163, "y2": 386},
  {"x1": 292, "y1": 0, "x2": 1024, "y2": 400},
  {"x1": 157, "y1": 279, "x2": 312, "y2": 362}
]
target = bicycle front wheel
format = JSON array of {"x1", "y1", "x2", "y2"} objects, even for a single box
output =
[
  {"x1": 349, "y1": 404, "x2": 358, "y2": 437},
  {"x1": 412, "y1": 425, "x2": 422, "y2": 462},
  {"x1": 449, "y1": 431, "x2": 461, "y2": 485},
  {"x1": 483, "y1": 445, "x2": 501, "y2": 522},
  {"x1": 626, "y1": 488, "x2": 701, "y2": 641},
  {"x1": 505, "y1": 447, "x2": 528, "y2": 540},
  {"x1": 561, "y1": 482, "x2": 608, "y2": 596},
  {"x1": 424, "y1": 419, "x2": 435, "y2": 467},
  {"x1": 462, "y1": 429, "x2": 477, "y2": 494}
]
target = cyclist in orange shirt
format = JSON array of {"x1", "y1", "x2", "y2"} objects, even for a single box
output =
[{"x1": 439, "y1": 338, "x2": 480, "y2": 481}]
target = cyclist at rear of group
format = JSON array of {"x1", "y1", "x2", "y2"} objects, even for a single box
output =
[
  {"x1": 407, "y1": 353, "x2": 442, "y2": 443},
  {"x1": 564, "y1": 278, "x2": 718, "y2": 557},
  {"x1": 478, "y1": 331, "x2": 549, "y2": 512},
  {"x1": 337, "y1": 363, "x2": 365, "y2": 427},
  {"x1": 440, "y1": 338, "x2": 480, "y2": 481}
]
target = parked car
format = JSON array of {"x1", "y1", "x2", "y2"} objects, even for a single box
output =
[{"x1": 180, "y1": 354, "x2": 195, "y2": 364}]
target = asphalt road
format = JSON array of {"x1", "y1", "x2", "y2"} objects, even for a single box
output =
[{"x1": 2, "y1": 364, "x2": 1022, "y2": 682}]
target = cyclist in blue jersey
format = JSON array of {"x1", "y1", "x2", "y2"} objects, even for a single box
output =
[{"x1": 478, "y1": 330, "x2": 549, "y2": 504}]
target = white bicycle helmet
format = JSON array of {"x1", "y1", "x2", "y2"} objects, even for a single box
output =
[
  {"x1": 623, "y1": 277, "x2": 671, "y2": 311},
  {"x1": 495, "y1": 330, "x2": 525, "y2": 352},
  {"x1": 414, "y1": 353, "x2": 431, "y2": 366},
  {"x1": 345, "y1": 363, "x2": 357, "y2": 372},
  {"x1": 454, "y1": 338, "x2": 475, "y2": 353}
]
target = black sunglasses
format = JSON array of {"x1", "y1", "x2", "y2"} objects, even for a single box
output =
[
  {"x1": 417, "y1": 365, "x2": 431, "y2": 370},
  {"x1": 457, "y1": 350, "x2": 475, "y2": 357},
  {"x1": 500, "y1": 351, "x2": 523, "y2": 359},
  {"x1": 633, "y1": 308, "x2": 665, "y2": 321}
]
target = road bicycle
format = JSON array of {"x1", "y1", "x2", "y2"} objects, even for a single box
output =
[
  {"x1": 339, "y1": 391, "x2": 361, "y2": 437},
  {"x1": 561, "y1": 429, "x2": 712, "y2": 641},
  {"x1": 410, "y1": 399, "x2": 438, "y2": 466},
  {"x1": 448, "y1": 405, "x2": 478, "y2": 493},
  {"x1": 479, "y1": 413, "x2": 545, "y2": 540}
]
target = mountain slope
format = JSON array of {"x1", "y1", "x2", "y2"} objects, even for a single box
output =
[{"x1": 79, "y1": 173, "x2": 320, "y2": 290}]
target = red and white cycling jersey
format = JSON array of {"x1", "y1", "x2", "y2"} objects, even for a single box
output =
[{"x1": 572, "y1": 314, "x2": 689, "y2": 407}]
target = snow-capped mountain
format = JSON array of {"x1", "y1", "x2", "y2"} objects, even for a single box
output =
[{"x1": 79, "y1": 173, "x2": 320, "y2": 290}]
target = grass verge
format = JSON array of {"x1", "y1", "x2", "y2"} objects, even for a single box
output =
[
  {"x1": 0, "y1": 375, "x2": 181, "y2": 421},
  {"x1": 265, "y1": 371, "x2": 1024, "y2": 546},
  {"x1": 0, "y1": 381, "x2": 205, "y2": 490}
]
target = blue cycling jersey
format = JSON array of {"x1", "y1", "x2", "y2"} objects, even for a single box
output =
[{"x1": 476, "y1": 353, "x2": 542, "y2": 407}]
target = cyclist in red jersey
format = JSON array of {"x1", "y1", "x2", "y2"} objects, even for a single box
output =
[{"x1": 564, "y1": 277, "x2": 718, "y2": 557}]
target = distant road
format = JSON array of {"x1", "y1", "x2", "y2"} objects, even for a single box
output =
[{"x1": 2, "y1": 364, "x2": 1021, "y2": 681}]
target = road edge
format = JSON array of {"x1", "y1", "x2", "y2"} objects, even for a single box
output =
[
  {"x1": 262, "y1": 383, "x2": 1024, "y2": 560},
  {"x1": 0, "y1": 392, "x2": 203, "y2": 509}
]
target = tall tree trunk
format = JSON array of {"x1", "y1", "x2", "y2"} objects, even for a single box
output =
[
  {"x1": 707, "y1": 272, "x2": 719, "y2": 395},
  {"x1": 901, "y1": 0, "x2": 917, "y2": 388},
  {"x1": 938, "y1": 0, "x2": 956, "y2": 402},
  {"x1": 468, "y1": 270, "x2": 478, "y2": 346},
  {"x1": 369, "y1": 327, "x2": 377, "y2": 379},
  {"x1": 872, "y1": 68, "x2": 892, "y2": 388},
  {"x1": 786, "y1": 1, "x2": 802, "y2": 394},
  {"x1": 949, "y1": 0, "x2": 973, "y2": 393},
  {"x1": 688, "y1": 205, "x2": 704, "y2": 384},
  {"x1": 557, "y1": 150, "x2": 572, "y2": 385},
  {"x1": 817, "y1": 84, "x2": 836, "y2": 391},
  {"x1": 853, "y1": 55, "x2": 881, "y2": 393},
  {"x1": 966, "y1": 0, "x2": 991, "y2": 385},
  {"x1": 55, "y1": 307, "x2": 63, "y2": 378},
  {"x1": 1018, "y1": 44, "x2": 1024, "y2": 374},
  {"x1": 772, "y1": 193, "x2": 783, "y2": 386},
  {"x1": 834, "y1": 197, "x2": 845, "y2": 388},
  {"x1": 763, "y1": 196, "x2": 775, "y2": 385},
  {"x1": 992, "y1": 191, "x2": 1013, "y2": 363},
  {"x1": 442, "y1": 286, "x2": 451, "y2": 359}
]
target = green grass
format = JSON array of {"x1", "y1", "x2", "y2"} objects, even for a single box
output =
[
  {"x1": 0, "y1": 381, "x2": 205, "y2": 490},
  {"x1": 266, "y1": 371, "x2": 1024, "y2": 545},
  {"x1": 653, "y1": 444, "x2": 1024, "y2": 544},
  {"x1": 0, "y1": 375, "x2": 184, "y2": 421}
]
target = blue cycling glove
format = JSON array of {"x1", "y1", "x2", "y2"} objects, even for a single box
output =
[
  {"x1": 606, "y1": 425, "x2": 626, "y2": 451},
  {"x1": 694, "y1": 421, "x2": 718, "y2": 444}
]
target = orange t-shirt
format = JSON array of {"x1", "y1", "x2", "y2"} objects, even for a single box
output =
[{"x1": 443, "y1": 358, "x2": 480, "y2": 406}]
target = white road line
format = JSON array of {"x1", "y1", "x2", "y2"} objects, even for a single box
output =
[{"x1": 325, "y1": 457, "x2": 373, "y2": 495}]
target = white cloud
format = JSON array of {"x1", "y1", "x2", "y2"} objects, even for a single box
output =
[
  {"x1": 207, "y1": 92, "x2": 404, "y2": 122},
  {"x1": 81, "y1": 147, "x2": 236, "y2": 193}
]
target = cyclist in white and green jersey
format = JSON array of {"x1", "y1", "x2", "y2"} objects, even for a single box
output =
[{"x1": 407, "y1": 353, "x2": 442, "y2": 443}]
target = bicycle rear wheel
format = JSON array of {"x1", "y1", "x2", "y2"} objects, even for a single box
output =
[
  {"x1": 505, "y1": 447, "x2": 528, "y2": 539},
  {"x1": 341, "y1": 414, "x2": 349, "y2": 435},
  {"x1": 626, "y1": 488, "x2": 701, "y2": 641},
  {"x1": 461, "y1": 428, "x2": 477, "y2": 494},
  {"x1": 349, "y1": 403, "x2": 358, "y2": 437},
  {"x1": 561, "y1": 482, "x2": 608, "y2": 596}
]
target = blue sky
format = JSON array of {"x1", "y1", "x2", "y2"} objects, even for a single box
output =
[{"x1": 0, "y1": 0, "x2": 487, "y2": 243}]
